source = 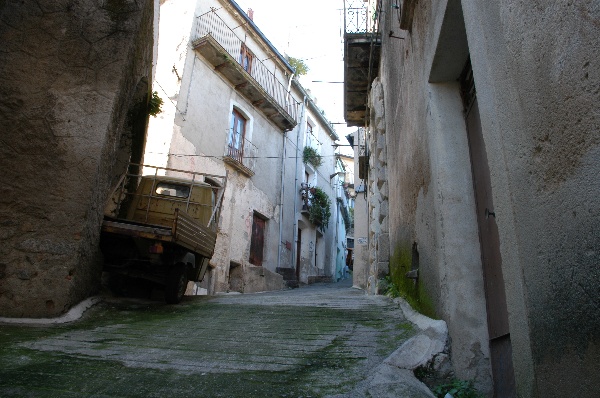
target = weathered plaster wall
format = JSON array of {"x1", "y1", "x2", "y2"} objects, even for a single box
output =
[
  {"x1": 461, "y1": 1, "x2": 600, "y2": 395},
  {"x1": 144, "y1": 0, "x2": 194, "y2": 171},
  {"x1": 0, "y1": 0, "x2": 155, "y2": 317},
  {"x1": 377, "y1": 0, "x2": 600, "y2": 395},
  {"x1": 379, "y1": 0, "x2": 492, "y2": 392},
  {"x1": 157, "y1": 2, "x2": 290, "y2": 294},
  {"x1": 351, "y1": 130, "x2": 369, "y2": 290}
]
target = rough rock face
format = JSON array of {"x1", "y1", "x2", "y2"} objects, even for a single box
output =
[
  {"x1": 366, "y1": 78, "x2": 390, "y2": 295},
  {"x1": 0, "y1": 0, "x2": 155, "y2": 317}
]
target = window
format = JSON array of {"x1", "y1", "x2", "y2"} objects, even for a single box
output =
[
  {"x1": 229, "y1": 109, "x2": 246, "y2": 163},
  {"x1": 155, "y1": 182, "x2": 190, "y2": 199},
  {"x1": 240, "y1": 44, "x2": 254, "y2": 73},
  {"x1": 306, "y1": 122, "x2": 314, "y2": 147}
]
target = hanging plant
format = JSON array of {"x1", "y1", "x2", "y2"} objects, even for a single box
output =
[
  {"x1": 308, "y1": 187, "x2": 332, "y2": 228},
  {"x1": 303, "y1": 146, "x2": 323, "y2": 167},
  {"x1": 148, "y1": 91, "x2": 163, "y2": 117}
]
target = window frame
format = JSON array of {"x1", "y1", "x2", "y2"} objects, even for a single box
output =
[
  {"x1": 240, "y1": 43, "x2": 254, "y2": 73},
  {"x1": 229, "y1": 108, "x2": 247, "y2": 157}
]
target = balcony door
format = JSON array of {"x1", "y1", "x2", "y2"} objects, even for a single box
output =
[{"x1": 229, "y1": 109, "x2": 246, "y2": 163}]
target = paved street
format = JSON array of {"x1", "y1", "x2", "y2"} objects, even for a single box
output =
[{"x1": 0, "y1": 280, "x2": 438, "y2": 397}]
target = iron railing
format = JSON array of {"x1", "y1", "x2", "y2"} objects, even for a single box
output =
[
  {"x1": 107, "y1": 163, "x2": 227, "y2": 231},
  {"x1": 194, "y1": 10, "x2": 300, "y2": 122},
  {"x1": 344, "y1": 0, "x2": 379, "y2": 34},
  {"x1": 224, "y1": 134, "x2": 257, "y2": 173}
]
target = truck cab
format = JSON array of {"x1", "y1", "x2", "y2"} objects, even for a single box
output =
[{"x1": 100, "y1": 164, "x2": 227, "y2": 303}]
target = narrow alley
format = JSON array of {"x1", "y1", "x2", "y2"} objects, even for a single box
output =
[{"x1": 0, "y1": 281, "x2": 444, "y2": 397}]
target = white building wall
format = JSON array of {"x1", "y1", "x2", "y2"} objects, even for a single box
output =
[{"x1": 147, "y1": 0, "x2": 342, "y2": 293}]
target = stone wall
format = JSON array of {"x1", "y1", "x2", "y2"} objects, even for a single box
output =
[
  {"x1": 373, "y1": 0, "x2": 600, "y2": 395},
  {"x1": 0, "y1": 0, "x2": 155, "y2": 317},
  {"x1": 365, "y1": 79, "x2": 390, "y2": 295}
]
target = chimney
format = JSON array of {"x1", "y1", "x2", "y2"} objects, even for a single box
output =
[{"x1": 248, "y1": 8, "x2": 254, "y2": 20}]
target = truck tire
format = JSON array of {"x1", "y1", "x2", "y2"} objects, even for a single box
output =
[
  {"x1": 165, "y1": 263, "x2": 188, "y2": 304},
  {"x1": 108, "y1": 272, "x2": 127, "y2": 296}
]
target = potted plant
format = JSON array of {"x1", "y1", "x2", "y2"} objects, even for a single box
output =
[
  {"x1": 308, "y1": 187, "x2": 332, "y2": 228},
  {"x1": 303, "y1": 146, "x2": 323, "y2": 168}
]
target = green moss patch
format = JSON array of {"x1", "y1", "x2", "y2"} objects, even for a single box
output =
[{"x1": 388, "y1": 244, "x2": 437, "y2": 319}]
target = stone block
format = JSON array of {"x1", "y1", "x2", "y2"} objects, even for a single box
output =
[
  {"x1": 377, "y1": 233, "x2": 390, "y2": 261},
  {"x1": 243, "y1": 266, "x2": 285, "y2": 293},
  {"x1": 377, "y1": 262, "x2": 389, "y2": 277}
]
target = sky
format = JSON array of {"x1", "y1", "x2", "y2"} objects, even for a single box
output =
[{"x1": 233, "y1": 0, "x2": 355, "y2": 153}]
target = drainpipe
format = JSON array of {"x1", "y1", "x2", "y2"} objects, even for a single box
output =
[
  {"x1": 278, "y1": 73, "x2": 295, "y2": 273},
  {"x1": 277, "y1": 130, "x2": 287, "y2": 272},
  {"x1": 292, "y1": 97, "x2": 308, "y2": 282},
  {"x1": 285, "y1": 73, "x2": 295, "y2": 113}
]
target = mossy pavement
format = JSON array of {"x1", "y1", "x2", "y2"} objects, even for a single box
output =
[{"x1": 0, "y1": 279, "x2": 427, "y2": 397}]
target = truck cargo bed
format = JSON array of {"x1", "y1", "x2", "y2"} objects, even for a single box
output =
[{"x1": 102, "y1": 208, "x2": 217, "y2": 259}]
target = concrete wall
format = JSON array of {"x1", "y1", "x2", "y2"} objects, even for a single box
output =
[
  {"x1": 462, "y1": 1, "x2": 600, "y2": 395},
  {"x1": 0, "y1": 0, "x2": 155, "y2": 317},
  {"x1": 374, "y1": 0, "x2": 600, "y2": 395}
]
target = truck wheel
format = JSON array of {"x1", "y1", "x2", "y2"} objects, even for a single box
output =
[
  {"x1": 108, "y1": 272, "x2": 126, "y2": 296},
  {"x1": 165, "y1": 263, "x2": 188, "y2": 304}
]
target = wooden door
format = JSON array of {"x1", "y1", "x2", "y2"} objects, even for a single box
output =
[
  {"x1": 296, "y1": 228, "x2": 302, "y2": 281},
  {"x1": 249, "y1": 214, "x2": 265, "y2": 266},
  {"x1": 461, "y1": 59, "x2": 516, "y2": 397}
]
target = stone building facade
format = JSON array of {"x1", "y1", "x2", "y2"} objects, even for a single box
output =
[
  {"x1": 0, "y1": 0, "x2": 156, "y2": 317},
  {"x1": 345, "y1": 0, "x2": 600, "y2": 396}
]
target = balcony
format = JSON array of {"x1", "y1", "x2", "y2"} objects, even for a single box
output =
[
  {"x1": 300, "y1": 184, "x2": 332, "y2": 228},
  {"x1": 343, "y1": 0, "x2": 381, "y2": 127},
  {"x1": 223, "y1": 136, "x2": 257, "y2": 177},
  {"x1": 192, "y1": 10, "x2": 299, "y2": 131}
]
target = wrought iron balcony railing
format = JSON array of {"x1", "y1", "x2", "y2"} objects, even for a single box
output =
[
  {"x1": 344, "y1": 0, "x2": 379, "y2": 34},
  {"x1": 223, "y1": 135, "x2": 257, "y2": 177},
  {"x1": 300, "y1": 183, "x2": 314, "y2": 212},
  {"x1": 299, "y1": 183, "x2": 332, "y2": 228},
  {"x1": 193, "y1": 10, "x2": 299, "y2": 128}
]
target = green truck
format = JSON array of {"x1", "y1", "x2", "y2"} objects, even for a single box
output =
[{"x1": 100, "y1": 164, "x2": 227, "y2": 303}]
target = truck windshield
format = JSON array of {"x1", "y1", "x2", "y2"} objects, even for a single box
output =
[{"x1": 155, "y1": 182, "x2": 190, "y2": 199}]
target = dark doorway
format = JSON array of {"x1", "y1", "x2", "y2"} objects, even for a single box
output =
[
  {"x1": 249, "y1": 213, "x2": 265, "y2": 266},
  {"x1": 296, "y1": 228, "x2": 302, "y2": 282},
  {"x1": 460, "y1": 58, "x2": 516, "y2": 397}
]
